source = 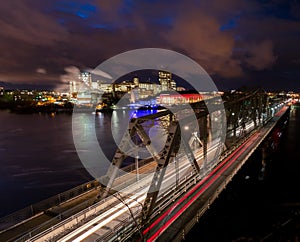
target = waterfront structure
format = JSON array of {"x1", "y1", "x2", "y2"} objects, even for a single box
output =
[
  {"x1": 79, "y1": 72, "x2": 92, "y2": 88},
  {"x1": 114, "y1": 81, "x2": 136, "y2": 92},
  {"x1": 69, "y1": 81, "x2": 77, "y2": 95},
  {"x1": 73, "y1": 70, "x2": 184, "y2": 105},
  {"x1": 97, "y1": 81, "x2": 113, "y2": 93},
  {"x1": 138, "y1": 80, "x2": 160, "y2": 99},
  {"x1": 91, "y1": 81, "x2": 99, "y2": 90},
  {"x1": 76, "y1": 92, "x2": 92, "y2": 105},
  {"x1": 75, "y1": 71, "x2": 102, "y2": 105},
  {"x1": 176, "y1": 86, "x2": 186, "y2": 92},
  {"x1": 157, "y1": 93, "x2": 203, "y2": 105},
  {"x1": 159, "y1": 71, "x2": 176, "y2": 91},
  {"x1": 133, "y1": 77, "x2": 139, "y2": 86}
]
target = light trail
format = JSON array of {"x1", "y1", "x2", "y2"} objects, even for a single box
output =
[
  {"x1": 143, "y1": 132, "x2": 259, "y2": 239},
  {"x1": 58, "y1": 192, "x2": 146, "y2": 242},
  {"x1": 72, "y1": 195, "x2": 145, "y2": 242},
  {"x1": 58, "y1": 139, "x2": 222, "y2": 242}
]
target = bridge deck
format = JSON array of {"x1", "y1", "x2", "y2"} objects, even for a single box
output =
[
  {"x1": 0, "y1": 188, "x2": 100, "y2": 241},
  {"x1": 144, "y1": 106, "x2": 289, "y2": 241},
  {"x1": 0, "y1": 104, "x2": 289, "y2": 242}
]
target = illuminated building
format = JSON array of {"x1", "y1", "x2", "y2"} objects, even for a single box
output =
[
  {"x1": 159, "y1": 71, "x2": 172, "y2": 91},
  {"x1": 170, "y1": 80, "x2": 176, "y2": 90},
  {"x1": 133, "y1": 77, "x2": 139, "y2": 86},
  {"x1": 114, "y1": 81, "x2": 135, "y2": 92},
  {"x1": 158, "y1": 71, "x2": 176, "y2": 91},
  {"x1": 157, "y1": 93, "x2": 203, "y2": 105},
  {"x1": 91, "y1": 81, "x2": 99, "y2": 90},
  {"x1": 77, "y1": 92, "x2": 92, "y2": 105},
  {"x1": 69, "y1": 81, "x2": 77, "y2": 95},
  {"x1": 138, "y1": 81, "x2": 159, "y2": 99},
  {"x1": 79, "y1": 72, "x2": 92, "y2": 87},
  {"x1": 176, "y1": 86, "x2": 186, "y2": 91},
  {"x1": 97, "y1": 81, "x2": 113, "y2": 93}
]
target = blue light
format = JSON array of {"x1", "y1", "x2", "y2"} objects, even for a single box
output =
[
  {"x1": 220, "y1": 14, "x2": 242, "y2": 32},
  {"x1": 133, "y1": 109, "x2": 158, "y2": 118},
  {"x1": 220, "y1": 19, "x2": 237, "y2": 31},
  {"x1": 76, "y1": 11, "x2": 88, "y2": 19},
  {"x1": 55, "y1": 1, "x2": 97, "y2": 19}
]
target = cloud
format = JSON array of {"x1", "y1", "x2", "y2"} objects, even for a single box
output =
[
  {"x1": 95, "y1": 0, "x2": 123, "y2": 14},
  {"x1": 36, "y1": 68, "x2": 47, "y2": 74},
  {"x1": 0, "y1": 0, "x2": 299, "y2": 91},
  {"x1": 64, "y1": 66, "x2": 81, "y2": 75},
  {"x1": 0, "y1": 0, "x2": 68, "y2": 45},
  {"x1": 60, "y1": 66, "x2": 80, "y2": 83},
  {"x1": 93, "y1": 0, "x2": 124, "y2": 26},
  {"x1": 243, "y1": 40, "x2": 277, "y2": 70},
  {"x1": 165, "y1": 6, "x2": 243, "y2": 78}
]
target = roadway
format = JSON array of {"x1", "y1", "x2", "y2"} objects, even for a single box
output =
[
  {"x1": 14, "y1": 104, "x2": 289, "y2": 242},
  {"x1": 53, "y1": 142, "x2": 222, "y2": 241},
  {"x1": 40, "y1": 103, "x2": 283, "y2": 242},
  {"x1": 142, "y1": 105, "x2": 289, "y2": 241}
]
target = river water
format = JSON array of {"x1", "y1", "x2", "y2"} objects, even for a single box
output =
[
  {"x1": 0, "y1": 108, "x2": 157, "y2": 217},
  {"x1": 0, "y1": 110, "x2": 92, "y2": 217}
]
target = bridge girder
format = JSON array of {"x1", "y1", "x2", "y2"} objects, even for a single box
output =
[{"x1": 99, "y1": 88, "x2": 271, "y2": 228}]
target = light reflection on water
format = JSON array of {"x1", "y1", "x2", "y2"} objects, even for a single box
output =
[
  {"x1": 0, "y1": 109, "x2": 159, "y2": 216},
  {"x1": 0, "y1": 111, "x2": 100, "y2": 216}
]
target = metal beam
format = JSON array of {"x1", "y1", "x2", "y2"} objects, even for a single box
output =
[{"x1": 141, "y1": 121, "x2": 180, "y2": 223}]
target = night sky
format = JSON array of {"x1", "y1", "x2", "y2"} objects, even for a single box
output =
[{"x1": 0, "y1": 0, "x2": 300, "y2": 91}]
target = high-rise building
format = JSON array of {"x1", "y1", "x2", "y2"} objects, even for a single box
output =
[
  {"x1": 170, "y1": 79, "x2": 177, "y2": 90},
  {"x1": 133, "y1": 77, "x2": 139, "y2": 86},
  {"x1": 79, "y1": 72, "x2": 92, "y2": 87},
  {"x1": 159, "y1": 71, "x2": 172, "y2": 91},
  {"x1": 69, "y1": 81, "x2": 77, "y2": 94},
  {"x1": 91, "y1": 81, "x2": 99, "y2": 90}
]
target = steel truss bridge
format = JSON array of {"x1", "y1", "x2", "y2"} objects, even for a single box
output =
[{"x1": 8, "y1": 89, "x2": 290, "y2": 242}]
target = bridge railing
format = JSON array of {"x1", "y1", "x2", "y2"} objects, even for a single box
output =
[
  {"x1": 92, "y1": 124, "x2": 269, "y2": 241},
  {"x1": 14, "y1": 170, "x2": 155, "y2": 242},
  {"x1": 93, "y1": 171, "x2": 198, "y2": 242},
  {"x1": 13, "y1": 192, "x2": 122, "y2": 242},
  {"x1": 0, "y1": 180, "x2": 99, "y2": 233},
  {"x1": 95, "y1": 210, "x2": 141, "y2": 242},
  {"x1": 122, "y1": 158, "x2": 153, "y2": 173},
  {"x1": 13, "y1": 164, "x2": 201, "y2": 242}
]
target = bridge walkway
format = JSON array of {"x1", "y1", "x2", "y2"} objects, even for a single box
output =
[{"x1": 0, "y1": 162, "x2": 156, "y2": 241}]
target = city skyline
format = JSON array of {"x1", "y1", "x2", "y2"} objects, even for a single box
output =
[{"x1": 0, "y1": 1, "x2": 300, "y2": 91}]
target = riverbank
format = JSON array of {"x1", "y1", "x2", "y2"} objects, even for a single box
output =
[{"x1": 0, "y1": 101, "x2": 74, "y2": 114}]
